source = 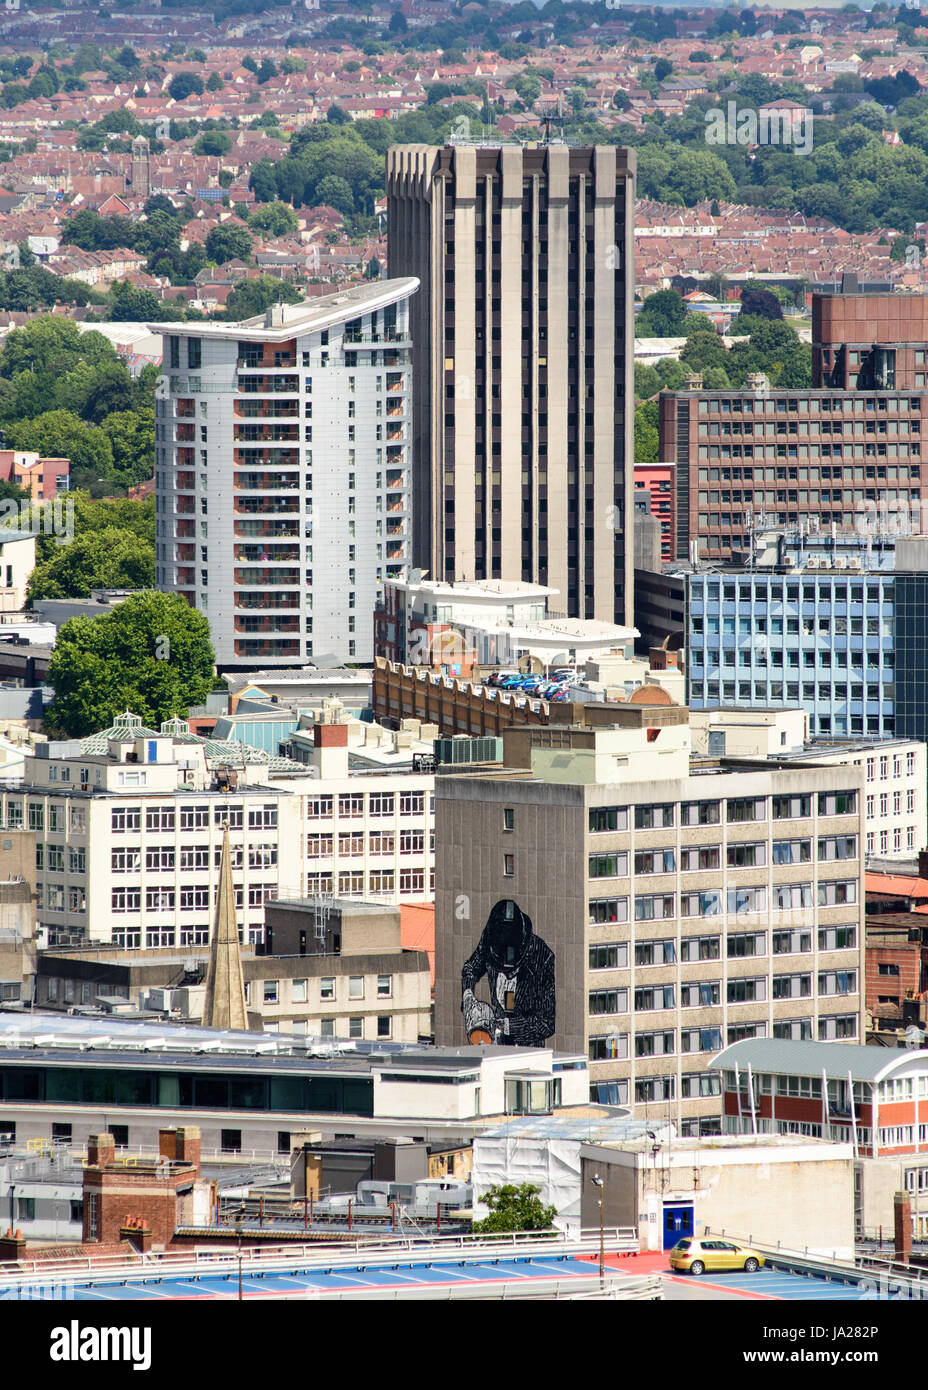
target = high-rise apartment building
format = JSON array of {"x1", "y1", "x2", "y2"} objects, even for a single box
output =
[
  {"x1": 150, "y1": 279, "x2": 418, "y2": 670},
  {"x1": 434, "y1": 707, "x2": 865, "y2": 1135},
  {"x1": 660, "y1": 283, "x2": 928, "y2": 563},
  {"x1": 386, "y1": 143, "x2": 636, "y2": 625}
]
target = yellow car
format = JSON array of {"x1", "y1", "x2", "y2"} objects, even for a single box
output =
[{"x1": 669, "y1": 1237, "x2": 765, "y2": 1276}]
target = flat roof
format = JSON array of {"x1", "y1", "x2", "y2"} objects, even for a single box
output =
[
  {"x1": 711, "y1": 1038, "x2": 924, "y2": 1083},
  {"x1": 147, "y1": 277, "x2": 419, "y2": 342}
]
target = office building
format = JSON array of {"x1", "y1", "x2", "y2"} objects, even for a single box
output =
[
  {"x1": 386, "y1": 143, "x2": 636, "y2": 625},
  {"x1": 660, "y1": 282, "x2": 928, "y2": 564},
  {"x1": 633, "y1": 461, "x2": 675, "y2": 565},
  {"x1": 0, "y1": 711, "x2": 436, "y2": 950},
  {"x1": 0, "y1": 1013, "x2": 590, "y2": 1155},
  {"x1": 434, "y1": 705, "x2": 865, "y2": 1135},
  {"x1": 150, "y1": 278, "x2": 417, "y2": 670}
]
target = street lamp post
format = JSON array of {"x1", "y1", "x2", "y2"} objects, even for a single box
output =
[{"x1": 592, "y1": 1174, "x2": 605, "y2": 1288}]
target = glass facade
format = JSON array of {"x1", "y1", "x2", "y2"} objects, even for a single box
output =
[{"x1": 687, "y1": 572, "x2": 895, "y2": 737}]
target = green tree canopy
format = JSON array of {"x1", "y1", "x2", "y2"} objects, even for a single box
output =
[
  {"x1": 45, "y1": 592, "x2": 215, "y2": 737},
  {"x1": 472, "y1": 1184, "x2": 557, "y2": 1235},
  {"x1": 28, "y1": 525, "x2": 153, "y2": 602},
  {"x1": 205, "y1": 223, "x2": 253, "y2": 265},
  {"x1": 247, "y1": 201, "x2": 299, "y2": 238}
]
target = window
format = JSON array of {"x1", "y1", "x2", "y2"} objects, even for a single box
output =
[
  {"x1": 503, "y1": 854, "x2": 514, "y2": 876},
  {"x1": 320, "y1": 978, "x2": 335, "y2": 1000},
  {"x1": 349, "y1": 1017, "x2": 363, "y2": 1039},
  {"x1": 680, "y1": 845, "x2": 720, "y2": 873},
  {"x1": 292, "y1": 979, "x2": 307, "y2": 1003},
  {"x1": 681, "y1": 800, "x2": 720, "y2": 826},
  {"x1": 589, "y1": 852, "x2": 628, "y2": 878},
  {"x1": 681, "y1": 1026, "x2": 724, "y2": 1055},
  {"x1": 818, "y1": 836, "x2": 857, "y2": 861},
  {"x1": 818, "y1": 970, "x2": 857, "y2": 996},
  {"x1": 634, "y1": 985, "x2": 675, "y2": 1011},
  {"x1": 221, "y1": 1129, "x2": 242, "y2": 1154},
  {"x1": 680, "y1": 935, "x2": 720, "y2": 962},
  {"x1": 634, "y1": 849, "x2": 676, "y2": 875},
  {"x1": 589, "y1": 943, "x2": 628, "y2": 970},
  {"x1": 818, "y1": 790, "x2": 857, "y2": 816},
  {"x1": 772, "y1": 839, "x2": 811, "y2": 865},
  {"x1": 634, "y1": 804, "x2": 674, "y2": 829},
  {"x1": 634, "y1": 894, "x2": 675, "y2": 921},
  {"x1": 503, "y1": 808, "x2": 514, "y2": 831},
  {"x1": 588, "y1": 897, "x2": 628, "y2": 924},
  {"x1": 772, "y1": 974, "x2": 812, "y2": 999},
  {"x1": 635, "y1": 1030, "x2": 675, "y2": 1058},
  {"x1": 726, "y1": 842, "x2": 765, "y2": 868},
  {"x1": 369, "y1": 794, "x2": 394, "y2": 817},
  {"x1": 680, "y1": 982, "x2": 720, "y2": 1007},
  {"x1": 772, "y1": 928, "x2": 811, "y2": 954},
  {"x1": 339, "y1": 794, "x2": 363, "y2": 818},
  {"x1": 727, "y1": 797, "x2": 764, "y2": 823},
  {"x1": 727, "y1": 931, "x2": 765, "y2": 958},
  {"x1": 588, "y1": 989, "x2": 628, "y2": 1015},
  {"x1": 377, "y1": 1016, "x2": 392, "y2": 1039},
  {"x1": 308, "y1": 796, "x2": 333, "y2": 819},
  {"x1": 589, "y1": 1035, "x2": 628, "y2": 1061},
  {"x1": 349, "y1": 977, "x2": 364, "y2": 999},
  {"x1": 589, "y1": 806, "x2": 628, "y2": 832},
  {"x1": 772, "y1": 794, "x2": 811, "y2": 819},
  {"x1": 817, "y1": 880, "x2": 857, "y2": 906},
  {"x1": 634, "y1": 940, "x2": 675, "y2": 966},
  {"x1": 248, "y1": 804, "x2": 277, "y2": 829},
  {"x1": 377, "y1": 974, "x2": 392, "y2": 998}
]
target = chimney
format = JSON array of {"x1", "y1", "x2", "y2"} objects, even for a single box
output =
[
  {"x1": 312, "y1": 722, "x2": 349, "y2": 778},
  {"x1": 683, "y1": 371, "x2": 703, "y2": 391},
  {"x1": 894, "y1": 1190, "x2": 912, "y2": 1265},
  {"x1": 87, "y1": 1133, "x2": 116, "y2": 1168}
]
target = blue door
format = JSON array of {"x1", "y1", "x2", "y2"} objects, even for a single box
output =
[{"x1": 663, "y1": 1203, "x2": 694, "y2": 1250}]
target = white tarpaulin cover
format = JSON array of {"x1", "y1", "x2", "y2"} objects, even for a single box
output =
[{"x1": 472, "y1": 1135, "x2": 583, "y2": 1233}]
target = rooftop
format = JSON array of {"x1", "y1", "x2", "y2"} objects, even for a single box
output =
[
  {"x1": 711, "y1": 1037, "x2": 926, "y2": 1082},
  {"x1": 147, "y1": 277, "x2": 419, "y2": 343}
]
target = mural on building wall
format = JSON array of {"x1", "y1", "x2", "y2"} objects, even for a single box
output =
[{"x1": 461, "y1": 898, "x2": 555, "y2": 1046}]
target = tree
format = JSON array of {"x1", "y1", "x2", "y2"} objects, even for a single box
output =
[
  {"x1": 313, "y1": 174, "x2": 354, "y2": 214},
  {"x1": 27, "y1": 526, "x2": 154, "y2": 603},
  {"x1": 206, "y1": 72, "x2": 223, "y2": 92},
  {"x1": 168, "y1": 72, "x2": 204, "y2": 102},
  {"x1": 205, "y1": 223, "x2": 253, "y2": 265},
  {"x1": 634, "y1": 401, "x2": 660, "y2": 462},
  {"x1": 388, "y1": 8, "x2": 408, "y2": 35},
  {"x1": 472, "y1": 1184, "x2": 556, "y2": 1235},
  {"x1": 634, "y1": 362, "x2": 661, "y2": 399},
  {"x1": 739, "y1": 287, "x2": 785, "y2": 321},
  {"x1": 222, "y1": 275, "x2": 302, "y2": 321},
  {"x1": 7, "y1": 410, "x2": 114, "y2": 491},
  {"x1": 45, "y1": 592, "x2": 215, "y2": 738},
  {"x1": 247, "y1": 201, "x2": 298, "y2": 238},
  {"x1": 654, "y1": 58, "x2": 673, "y2": 81},
  {"x1": 636, "y1": 289, "x2": 688, "y2": 338},
  {"x1": 56, "y1": 360, "x2": 135, "y2": 424},
  {"x1": 100, "y1": 409, "x2": 155, "y2": 487},
  {"x1": 193, "y1": 130, "x2": 232, "y2": 157}
]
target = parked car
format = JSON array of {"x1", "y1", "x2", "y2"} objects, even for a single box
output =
[{"x1": 669, "y1": 1237, "x2": 765, "y2": 1276}]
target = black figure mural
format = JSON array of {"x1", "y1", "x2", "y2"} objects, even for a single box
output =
[{"x1": 461, "y1": 899, "x2": 555, "y2": 1046}]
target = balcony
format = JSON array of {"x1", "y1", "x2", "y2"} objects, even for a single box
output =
[
  {"x1": 234, "y1": 638, "x2": 301, "y2": 658},
  {"x1": 234, "y1": 496, "x2": 300, "y2": 514},
  {"x1": 237, "y1": 376, "x2": 299, "y2": 395},
  {"x1": 234, "y1": 520, "x2": 300, "y2": 539},
  {"x1": 235, "y1": 616, "x2": 301, "y2": 635},
  {"x1": 175, "y1": 519, "x2": 196, "y2": 537},
  {"x1": 235, "y1": 449, "x2": 299, "y2": 468},
  {"x1": 234, "y1": 544, "x2": 300, "y2": 562},
  {"x1": 234, "y1": 593, "x2": 301, "y2": 610},
  {"x1": 175, "y1": 424, "x2": 195, "y2": 442},
  {"x1": 233, "y1": 426, "x2": 299, "y2": 443},
  {"x1": 235, "y1": 474, "x2": 300, "y2": 493},
  {"x1": 176, "y1": 544, "x2": 195, "y2": 562},
  {"x1": 175, "y1": 497, "x2": 195, "y2": 514},
  {"x1": 234, "y1": 401, "x2": 300, "y2": 419},
  {"x1": 235, "y1": 568, "x2": 300, "y2": 586}
]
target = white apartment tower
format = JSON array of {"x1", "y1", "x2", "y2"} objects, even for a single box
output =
[{"x1": 150, "y1": 278, "x2": 418, "y2": 670}]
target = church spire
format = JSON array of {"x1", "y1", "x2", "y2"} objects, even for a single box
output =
[{"x1": 202, "y1": 826, "x2": 249, "y2": 1031}]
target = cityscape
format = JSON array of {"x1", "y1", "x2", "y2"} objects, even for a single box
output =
[{"x1": 2, "y1": 0, "x2": 928, "y2": 1352}]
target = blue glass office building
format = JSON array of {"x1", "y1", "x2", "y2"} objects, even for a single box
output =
[{"x1": 687, "y1": 571, "x2": 896, "y2": 738}]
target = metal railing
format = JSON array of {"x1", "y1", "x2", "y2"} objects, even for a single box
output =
[{"x1": 0, "y1": 1227, "x2": 639, "y2": 1290}]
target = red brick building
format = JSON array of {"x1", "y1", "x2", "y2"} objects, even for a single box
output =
[
  {"x1": 865, "y1": 913, "x2": 928, "y2": 1032},
  {"x1": 82, "y1": 1128, "x2": 207, "y2": 1249}
]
